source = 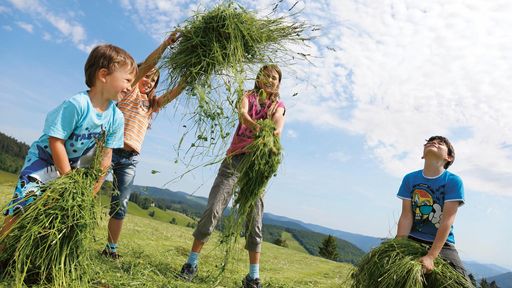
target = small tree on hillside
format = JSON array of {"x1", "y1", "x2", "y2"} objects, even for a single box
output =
[
  {"x1": 468, "y1": 274, "x2": 477, "y2": 287},
  {"x1": 273, "y1": 237, "x2": 289, "y2": 248},
  {"x1": 318, "y1": 235, "x2": 339, "y2": 261},
  {"x1": 170, "y1": 217, "x2": 177, "y2": 225}
]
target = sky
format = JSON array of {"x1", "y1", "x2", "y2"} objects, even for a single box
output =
[{"x1": 1, "y1": 0, "x2": 511, "y2": 270}]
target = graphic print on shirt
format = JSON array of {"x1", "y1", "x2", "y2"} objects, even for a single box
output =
[{"x1": 411, "y1": 183, "x2": 446, "y2": 229}]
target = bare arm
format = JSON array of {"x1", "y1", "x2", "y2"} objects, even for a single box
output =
[
  {"x1": 154, "y1": 79, "x2": 187, "y2": 111},
  {"x1": 419, "y1": 201, "x2": 459, "y2": 272},
  {"x1": 396, "y1": 199, "x2": 413, "y2": 238},
  {"x1": 133, "y1": 31, "x2": 180, "y2": 87},
  {"x1": 48, "y1": 137, "x2": 72, "y2": 176},
  {"x1": 92, "y1": 148, "x2": 113, "y2": 196},
  {"x1": 239, "y1": 93, "x2": 260, "y2": 132},
  {"x1": 271, "y1": 106, "x2": 285, "y2": 137}
]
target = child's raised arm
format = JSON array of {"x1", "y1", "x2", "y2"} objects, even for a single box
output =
[
  {"x1": 49, "y1": 137, "x2": 72, "y2": 176},
  {"x1": 133, "y1": 31, "x2": 180, "y2": 87},
  {"x1": 152, "y1": 78, "x2": 187, "y2": 112}
]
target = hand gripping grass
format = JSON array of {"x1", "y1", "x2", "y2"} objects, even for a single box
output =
[
  {"x1": 350, "y1": 238, "x2": 474, "y2": 288},
  {"x1": 0, "y1": 134, "x2": 106, "y2": 287},
  {"x1": 160, "y1": 1, "x2": 311, "y2": 161}
]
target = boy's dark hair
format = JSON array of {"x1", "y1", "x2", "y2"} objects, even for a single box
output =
[
  {"x1": 84, "y1": 44, "x2": 137, "y2": 88},
  {"x1": 426, "y1": 136, "x2": 455, "y2": 169}
]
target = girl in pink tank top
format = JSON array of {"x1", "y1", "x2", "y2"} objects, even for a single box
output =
[
  {"x1": 227, "y1": 64, "x2": 286, "y2": 155},
  {"x1": 180, "y1": 65, "x2": 286, "y2": 287}
]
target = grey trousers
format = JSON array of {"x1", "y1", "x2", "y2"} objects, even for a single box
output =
[{"x1": 193, "y1": 154, "x2": 264, "y2": 252}]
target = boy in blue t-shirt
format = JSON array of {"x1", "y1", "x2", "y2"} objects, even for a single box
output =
[
  {"x1": 396, "y1": 136, "x2": 468, "y2": 277},
  {"x1": 0, "y1": 44, "x2": 136, "y2": 236}
]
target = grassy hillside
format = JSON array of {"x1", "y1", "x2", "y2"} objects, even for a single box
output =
[
  {"x1": 0, "y1": 171, "x2": 354, "y2": 287},
  {"x1": 291, "y1": 229, "x2": 364, "y2": 264},
  {"x1": 281, "y1": 231, "x2": 309, "y2": 254},
  {"x1": 0, "y1": 170, "x2": 16, "y2": 207},
  {"x1": 126, "y1": 184, "x2": 369, "y2": 264},
  {"x1": 262, "y1": 223, "x2": 364, "y2": 264},
  {"x1": 97, "y1": 194, "x2": 196, "y2": 227}
]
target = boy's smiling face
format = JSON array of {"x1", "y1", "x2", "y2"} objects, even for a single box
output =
[{"x1": 103, "y1": 64, "x2": 136, "y2": 101}]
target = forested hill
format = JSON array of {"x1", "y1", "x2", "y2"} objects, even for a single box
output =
[{"x1": 0, "y1": 131, "x2": 29, "y2": 174}]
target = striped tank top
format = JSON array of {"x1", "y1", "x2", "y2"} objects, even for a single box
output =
[{"x1": 116, "y1": 87, "x2": 153, "y2": 153}]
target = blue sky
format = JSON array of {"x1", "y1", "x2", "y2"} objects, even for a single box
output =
[{"x1": 1, "y1": 0, "x2": 511, "y2": 270}]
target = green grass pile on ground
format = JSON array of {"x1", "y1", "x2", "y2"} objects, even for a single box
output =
[{"x1": 0, "y1": 171, "x2": 354, "y2": 287}]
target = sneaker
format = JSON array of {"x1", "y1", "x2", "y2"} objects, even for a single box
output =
[
  {"x1": 242, "y1": 274, "x2": 262, "y2": 288},
  {"x1": 101, "y1": 248, "x2": 121, "y2": 260},
  {"x1": 179, "y1": 263, "x2": 198, "y2": 281}
]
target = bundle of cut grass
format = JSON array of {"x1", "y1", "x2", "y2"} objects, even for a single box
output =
[
  {"x1": 217, "y1": 119, "x2": 282, "y2": 275},
  {"x1": 0, "y1": 136, "x2": 105, "y2": 287},
  {"x1": 350, "y1": 238, "x2": 474, "y2": 288},
  {"x1": 161, "y1": 1, "x2": 310, "y2": 160}
]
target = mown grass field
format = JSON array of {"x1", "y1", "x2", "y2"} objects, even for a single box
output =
[{"x1": 0, "y1": 171, "x2": 354, "y2": 287}]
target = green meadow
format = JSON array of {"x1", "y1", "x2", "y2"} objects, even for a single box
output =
[{"x1": 0, "y1": 170, "x2": 354, "y2": 287}]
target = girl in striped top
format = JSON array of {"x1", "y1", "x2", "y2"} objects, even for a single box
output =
[{"x1": 102, "y1": 32, "x2": 185, "y2": 259}]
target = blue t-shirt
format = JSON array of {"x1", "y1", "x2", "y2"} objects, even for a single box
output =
[
  {"x1": 19, "y1": 91, "x2": 124, "y2": 180},
  {"x1": 397, "y1": 169, "x2": 464, "y2": 244}
]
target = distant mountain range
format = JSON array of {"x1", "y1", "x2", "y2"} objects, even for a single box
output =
[
  {"x1": 464, "y1": 261, "x2": 512, "y2": 280},
  {"x1": 131, "y1": 184, "x2": 366, "y2": 263},
  {"x1": 132, "y1": 183, "x2": 382, "y2": 252},
  {"x1": 262, "y1": 213, "x2": 383, "y2": 252},
  {"x1": 486, "y1": 272, "x2": 512, "y2": 288},
  {"x1": 131, "y1": 184, "x2": 511, "y2": 278}
]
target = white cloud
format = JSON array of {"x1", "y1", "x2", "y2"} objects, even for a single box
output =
[
  {"x1": 7, "y1": 0, "x2": 94, "y2": 52},
  {"x1": 118, "y1": 0, "x2": 197, "y2": 41},
  {"x1": 286, "y1": 129, "x2": 298, "y2": 139},
  {"x1": 272, "y1": 0, "x2": 512, "y2": 197},
  {"x1": 120, "y1": 0, "x2": 512, "y2": 197},
  {"x1": 45, "y1": 13, "x2": 85, "y2": 44},
  {"x1": 16, "y1": 21, "x2": 33, "y2": 33},
  {"x1": 2, "y1": 25, "x2": 13, "y2": 31}
]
